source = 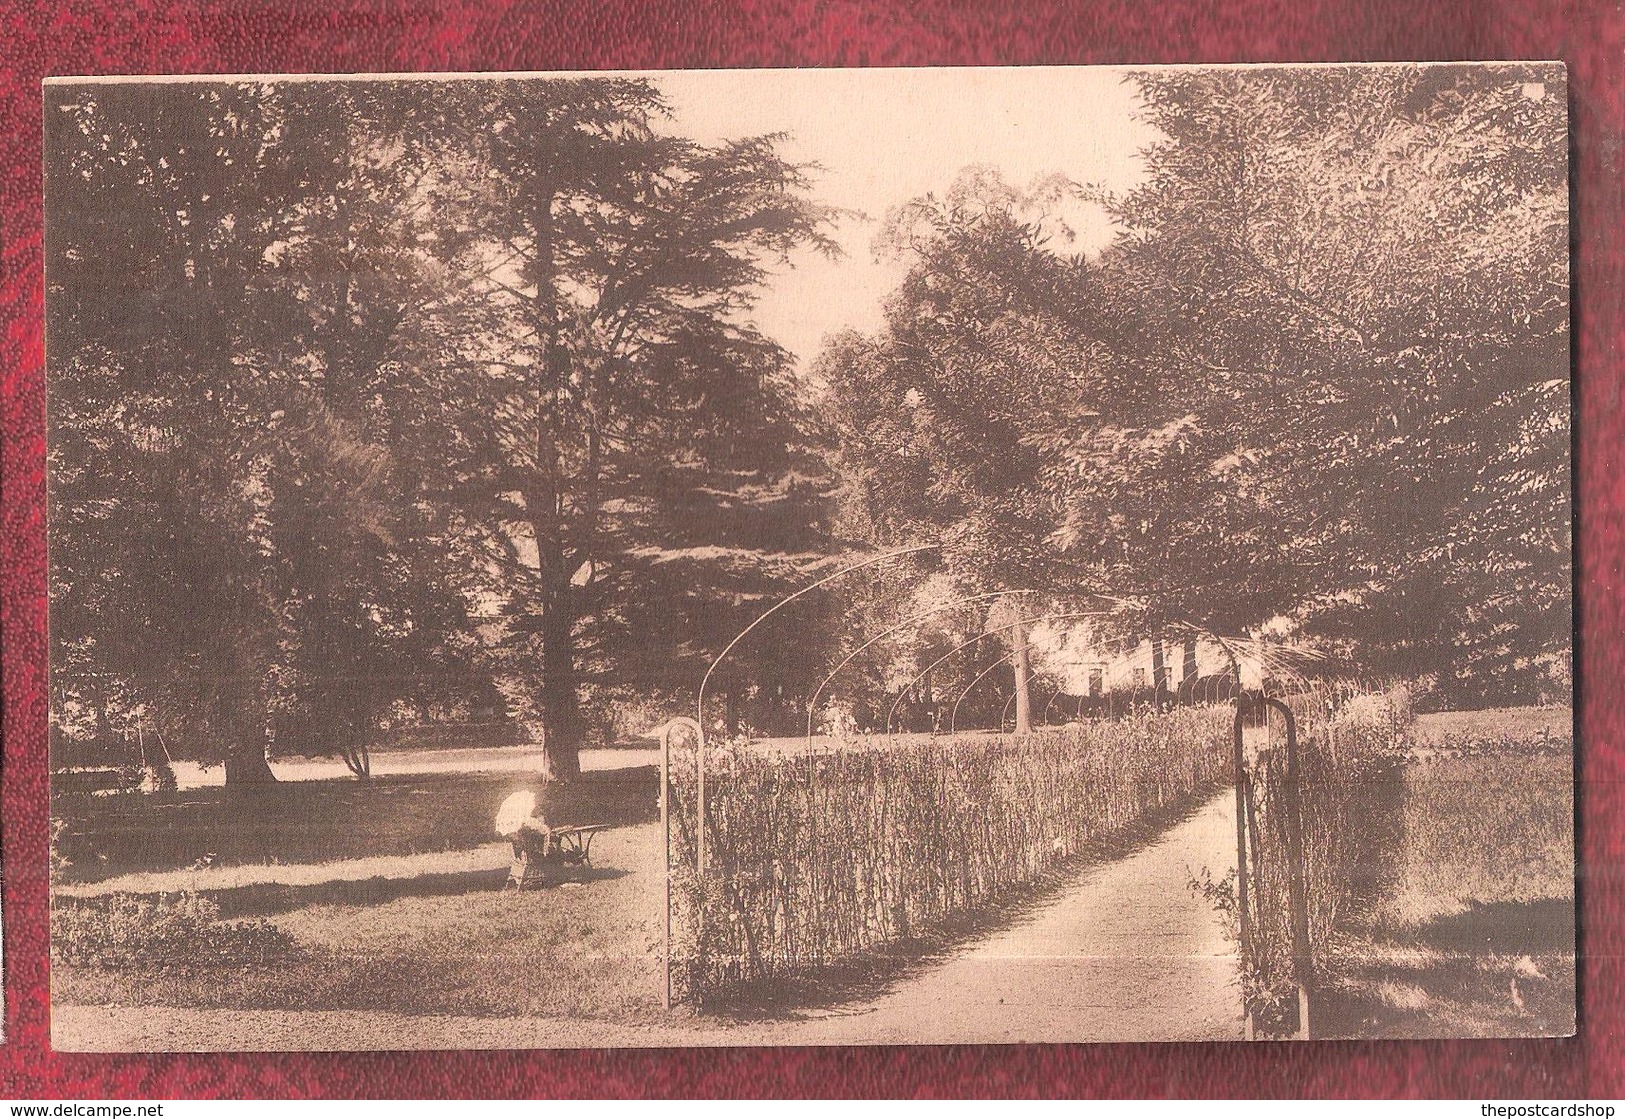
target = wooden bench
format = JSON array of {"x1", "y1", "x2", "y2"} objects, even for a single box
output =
[{"x1": 504, "y1": 823, "x2": 610, "y2": 891}]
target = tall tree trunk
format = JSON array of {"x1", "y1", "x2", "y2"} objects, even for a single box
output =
[
  {"x1": 525, "y1": 179, "x2": 587, "y2": 784},
  {"x1": 538, "y1": 579, "x2": 585, "y2": 781},
  {"x1": 725, "y1": 685, "x2": 741, "y2": 737},
  {"x1": 222, "y1": 705, "x2": 277, "y2": 785},
  {"x1": 220, "y1": 638, "x2": 277, "y2": 786},
  {"x1": 1011, "y1": 615, "x2": 1032, "y2": 735},
  {"x1": 1182, "y1": 637, "x2": 1200, "y2": 688},
  {"x1": 225, "y1": 749, "x2": 277, "y2": 786},
  {"x1": 1150, "y1": 635, "x2": 1168, "y2": 714}
]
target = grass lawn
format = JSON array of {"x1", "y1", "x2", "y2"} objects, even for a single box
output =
[
  {"x1": 54, "y1": 765, "x2": 659, "y2": 882},
  {"x1": 1318, "y1": 707, "x2": 1574, "y2": 1038},
  {"x1": 54, "y1": 824, "x2": 675, "y2": 1024},
  {"x1": 1414, "y1": 705, "x2": 1573, "y2": 746},
  {"x1": 54, "y1": 758, "x2": 675, "y2": 1027}
]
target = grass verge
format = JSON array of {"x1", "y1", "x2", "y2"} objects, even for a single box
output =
[{"x1": 1317, "y1": 708, "x2": 1574, "y2": 1038}]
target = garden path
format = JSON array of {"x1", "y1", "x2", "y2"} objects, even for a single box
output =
[{"x1": 772, "y1": 786, "x2": 1245, "y2": 1044}]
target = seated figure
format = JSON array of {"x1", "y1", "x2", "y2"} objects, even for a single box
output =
[{"x1": 495, "y1": 788, "x2": 556, "y2": 890}]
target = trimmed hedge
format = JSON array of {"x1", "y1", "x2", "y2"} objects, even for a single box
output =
[{"x1": 668, "y1": 707, "x2": 1232, "y2": 1002}]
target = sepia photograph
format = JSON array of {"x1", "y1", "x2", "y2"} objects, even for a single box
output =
[{"x1": 43, "y1": 63, "x2": 1572, "y2": 1051}]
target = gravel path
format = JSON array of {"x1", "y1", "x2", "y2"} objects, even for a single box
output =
[
  {"x1": 56, "y1": 789, "x2": 1243, "y2": 1050},
  {"x1": 761, "y1": 787, "x2": 1244, "y2": 1045},
  {"x1": 165, "y1": 746, "x2": 659, "y2": 790}
]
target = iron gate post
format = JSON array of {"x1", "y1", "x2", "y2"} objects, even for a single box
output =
[
  {"x1": 1262, "y1": 696, "x2": 1314, "y2": 1041},
  {"x1": 697, "y1": 727, "x2": 706, "y2": 876},
  {"x1": 1232, "y1": 694, "x2": 1253, "y2": 1041},
  {"x1": 660, "y1": 721, "x2": 672, "y2": 1009},
  {"x1": 658, "y1": 717, "x2": 703, "y2": 1010}
]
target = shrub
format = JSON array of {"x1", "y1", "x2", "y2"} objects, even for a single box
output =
[
  {"x1": 667, "y1": 706, "x2": 1232, "y2": 1002},
  {"x1": 373, "y1": 720, "x2": 529, "y2": 751},
  {"x1": 52, "y1": 891, "x2": 300, "y2": 970}
]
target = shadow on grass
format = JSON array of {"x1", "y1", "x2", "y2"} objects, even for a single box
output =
[
  {"x1": 206, "y1": 865, "x2": 633, "y2": 919},
  {"x1": 1405, "y1": 897, "x2": 1575, "y2": 956},
  {"x1": 698, "y1": 783, "x2": 1227, "y2": 1023},
  {"x1": 55, "y1": 766, "x2": 659, "y2": 884},
  {"x1": 1315, "y1": 896, "x2": 1575, "y2": 1039}
]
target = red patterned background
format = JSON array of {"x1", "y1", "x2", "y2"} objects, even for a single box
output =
[{"x1": 1, "y1": 0, "x2": 1620, "y2": 1098}]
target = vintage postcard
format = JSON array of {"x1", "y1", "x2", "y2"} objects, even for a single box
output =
[{"x1": 45, "y1": 63, "x2": 1572, "y2": 1050}]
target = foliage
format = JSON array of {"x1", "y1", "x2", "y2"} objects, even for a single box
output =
[
  {"x1": 666, "y1": 707, "x2": 1232, "y2": 1002},
  {"x1": 422, "y1": 80, "x2": 842, "y2": 774},
  {"x1": 1093, "y1": 66, "x2": 1567, "y2": 652},
  {"x1": 48, "y1": 65, "x2": 1570, "y2": 794},
  {"x1": 823, "y1": 65, "x2": 1569, "y2": 692},
  {"x1": 52, "y1": 892, "x2": 299, "y2": 970},
  {"x1": 45, "y1": 77, "x2": 842, "y2": 782},
  {"x1": 817, "y1": 173, "x2": 1107, "y2": 596},
  {"x1": 45, "y1": 81, "x2": 493, "y2": 782}
]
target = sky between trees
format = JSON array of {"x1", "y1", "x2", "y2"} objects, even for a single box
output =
[{"x1": 656, "y1": 66, "x2": 1152, "y2": 364}]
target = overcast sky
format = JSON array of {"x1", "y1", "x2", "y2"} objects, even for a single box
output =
[{"x1": 654, "y1": 67, "x2": 1156, "y2": 369}]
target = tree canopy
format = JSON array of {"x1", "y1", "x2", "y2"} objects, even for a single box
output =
[
  {"x1": 46, "y1": 66, "x2": 1570, "y2": 781},
  {"x1": 46, "y1": 77, "x2": 840, "y2": 780},
  {"x1": 823, "y1": 64, "x2": 1569, "y2": 700}
]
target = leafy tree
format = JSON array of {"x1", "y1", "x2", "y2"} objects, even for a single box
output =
[
  {"x1": 48, "y1": 82, "x2": 301, "y2": 782},
  {"x1": 824, "y1": 65, "x2": 1568, "y2": 699},
  {"x1": 821, "y1": 171, "x2": 1092, "y2": 585},
  {"x1": 1081, "y1": 65, "x2": 1569, "y2": 690},
  {"x1": 46, "y1": 81, "x2": 492, "y2": 782},
  {"x1": 419, "y1": 79, "x2": 839, "y2": 775},
  {"x1": 816, "y1": 172, "x2": 1114, "y2": 726},
  {"x1": 48, "y1": 77, "x2": 843, "y2": 784}
]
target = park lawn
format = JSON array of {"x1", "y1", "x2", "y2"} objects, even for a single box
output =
[
  {"x1": 54, "y1": 824, "x2": 675, "y2": 1026},
  {"x1": 54, "y1": 765, "x2": 659, "y2": 883},
  {"x1": 1319, "y1": 708, "x2": 1574, "y2": 1038},
  {"x1": 1413, "y1": 705, "x2": 1573, "y2": 747}
]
